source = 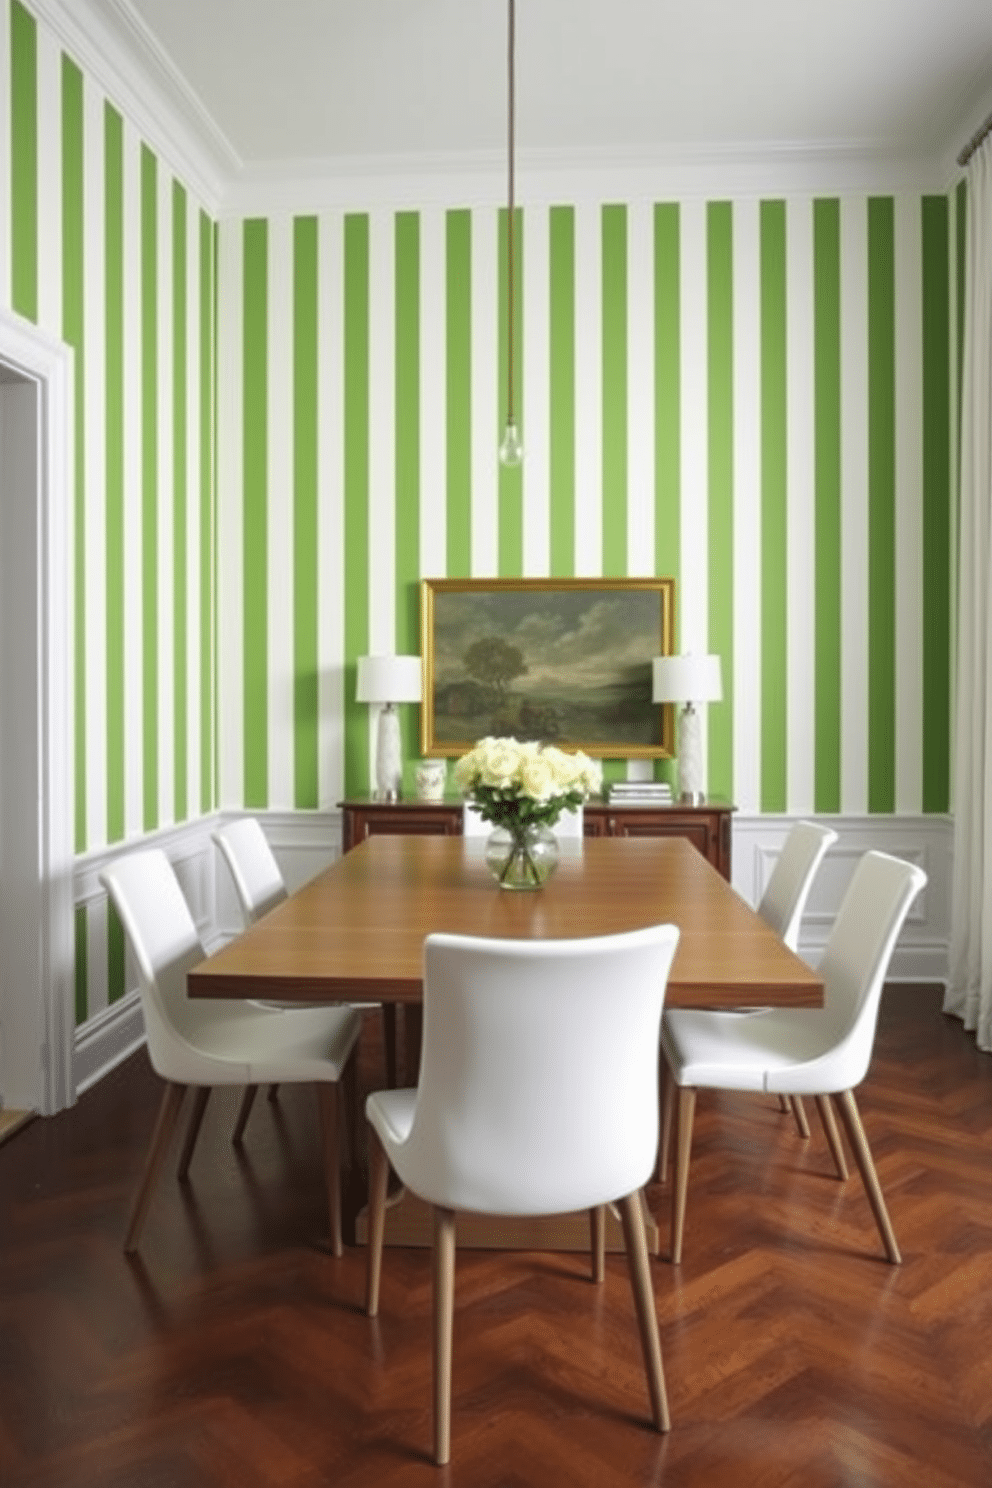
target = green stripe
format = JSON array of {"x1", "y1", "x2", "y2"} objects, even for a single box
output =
[
  {"x1": 74, "y1": 906, "x2": 88, "y2": 1027},
  {"x1": 293, "y1": 216, "x2": 319, "y2": 808},
  {"x1": 654, "y1": 203, "x2": 681, "y2": 790},
  {"x1": 549, "y1": 206, "x2": 575, "y2": 577},
  {"x1": 867, "y1": 198, "x2": 896, "y2": 814},
  {"x1": 956, "y1": 180, "x2": 966, "y2": 433},
  {"x1": 107, "y1": 901, "x2": 125, "y2": 1005},
  {"x1": 602, "y1": 205, "x2": 628, "y2": 577},
  {"x1": 760, "y1": 200, "x2": 788, "y2": 812},
  {"x1": 497, "y1": 207, "x2": 523, "y2": 576},
  {"x1": 343, "y1": 214, "x2": 370, "y2": 794},
  {"x1": 200, "y1": 210, "x2": 214, "y2": 813},
  {"x1": 104, "y1": 104, "x2": 125, "y2": 844},
  {"x1": 445, "y1": 210, "x2": 471, "y2": 577},
  {"x1": 707, "y1": 202, "x2": 734, "y2": 799},
  {"x1": 921, "y1": 196, "x2": 950, "y2": 814},
  {"x1": 61, "y1": 56, "x2": 86, "y2": 852},
  {"x1": 10, "y1": 1, "x2": 37, "y2": 321},
  {"x1": 242, "y1": 219, "x2": 268, "y2": 806},
  {"x1": 395, "y1": 212, "x2": 421, "y2": 776},
  {"x1": 172, "y1": 181, "x2": 188, "y2": 823},
  {"x1": 813, "y1": 199, "x2": 842, "y2": 813},
  {"x1": 141, "y1": 146, "x2": 159, "y2": 831}
]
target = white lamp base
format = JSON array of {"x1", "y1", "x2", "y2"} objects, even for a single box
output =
[
  {"x1": 677, "y1": 703, "x2": 705, "y2": 804},
  {"x1": 374, "y1": 704, "x2": 403, "y2": 800}
]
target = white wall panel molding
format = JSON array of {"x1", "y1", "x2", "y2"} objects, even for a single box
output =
[{"x1": 732, "y1": 812, "x2": 952, "y2": 981}]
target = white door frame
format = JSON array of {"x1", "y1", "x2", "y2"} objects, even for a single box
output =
[{"x1": 0, "y1": 307, "x2": 74, "y2": 1114}]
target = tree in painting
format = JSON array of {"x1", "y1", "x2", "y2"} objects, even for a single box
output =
[{"x1": 463, "y1": 638, "x2": 527, "y2": 701}]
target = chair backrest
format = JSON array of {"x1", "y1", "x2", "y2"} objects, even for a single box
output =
[
  {"x1": 462, "y1": 804, "x2": 583, "y2": 838},
  {"x1": 213, "y1": 817, "x2": 286, "y2": 923},
  {"x1": 758, "y1": 820, "x2": 839, "y2": 951},
  {"x1": 390, "y1": 923, "x2": 680, "y2": 1217},
  {"x1": 99, "y1": 849, "x2": 207, "y2": 1081},
  {"x1": 817, "y1": 850, "x2": 927, "y2": 1086}
]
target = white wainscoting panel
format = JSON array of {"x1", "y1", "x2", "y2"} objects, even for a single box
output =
[{"x1": 731, "y1": 813, "x2": 952, "y2": 981}]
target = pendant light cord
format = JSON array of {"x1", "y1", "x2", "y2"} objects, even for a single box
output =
[{"x1": 505, "y1": 0, "x2": 516, "y2": 433}]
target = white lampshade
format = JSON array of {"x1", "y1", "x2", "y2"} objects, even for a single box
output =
[
  {"x1": 356, "y1": 654, "x2": 422, "y2": 705},
  {"x1": 652, "y1": 653, "x2": 723, "y2": 705}
]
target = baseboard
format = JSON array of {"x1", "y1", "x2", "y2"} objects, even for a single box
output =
[{"x1": 73, "y1": 990, "x2": 145, "y2": 1095}]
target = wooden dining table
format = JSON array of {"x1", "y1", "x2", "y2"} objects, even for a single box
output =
[{"x1": 189, "y1": 833, "x2": 822, "y2": 1253}]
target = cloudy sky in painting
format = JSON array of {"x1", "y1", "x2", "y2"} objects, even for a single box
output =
[{"x1": 431, "y1": 589, "x2": 663, "y2": 694}]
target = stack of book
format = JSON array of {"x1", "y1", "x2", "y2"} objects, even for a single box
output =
[{"x1": 606, "y1": 780, "x2": 673, "y2": 805}]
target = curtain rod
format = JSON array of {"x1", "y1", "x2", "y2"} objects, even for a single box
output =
[{"x1": 958, "y1": 109, "x2": 992, "y2": 168}]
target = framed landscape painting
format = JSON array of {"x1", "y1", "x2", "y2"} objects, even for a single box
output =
[{"x1": 420, "y1": 577, "x2": 675, "y2": 758}]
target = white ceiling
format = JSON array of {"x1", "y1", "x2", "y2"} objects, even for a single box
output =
[{"x1": 88, "y1": 0, "x2": 992, "y2": 178}]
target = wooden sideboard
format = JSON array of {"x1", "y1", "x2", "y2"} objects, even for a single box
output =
[{"x1": 339, "y1": 796, "x2": 734, "y2": 880}]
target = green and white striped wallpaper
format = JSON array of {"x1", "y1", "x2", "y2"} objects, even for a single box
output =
[
  {"x1": 1, "y1": 0, "x2": 216, "y2": 1022},
  {"x1": 0, "y1": 0, "x2": 964, "y2": 1033},
  {"x1": 216, "y1": 189, "x2": 958, "y2": 817}
]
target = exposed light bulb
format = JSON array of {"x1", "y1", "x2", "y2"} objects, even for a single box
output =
[{"x1": 498, "y1": 420, "x2": 523, "y2": 467}]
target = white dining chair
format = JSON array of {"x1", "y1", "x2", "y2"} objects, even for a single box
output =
[
  {"x1": 462, "y1": 803, "x2": 583, "y2": 836},
  {"x1": 213, "y1": 816, "x2": 287, "y2": 923},
  {"x1": 101, "y1": 848, "x2": 362, "y2": 1257},
  {"x1": 662, "y1": 849, "x2": 926, "y2": 1265},
  {"x1": 658, "y1": 819, "x2": 838, "y2": 1177},
  {"x1": 364, "y1": 922, "x2": 680, "y2": 1464}
]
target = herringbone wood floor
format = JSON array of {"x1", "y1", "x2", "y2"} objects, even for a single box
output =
[{"x1": 1, "y1": 985, "x2": 990, "y2": 1487}]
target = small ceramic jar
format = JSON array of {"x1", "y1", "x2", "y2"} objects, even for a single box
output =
[{"x1": 414, "y1": 758, "x2": 447, "y2": 802}]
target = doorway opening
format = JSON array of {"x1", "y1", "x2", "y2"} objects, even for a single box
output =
[{"x1": 0, "y1": 309, "x2": 74, "y2": 1116}]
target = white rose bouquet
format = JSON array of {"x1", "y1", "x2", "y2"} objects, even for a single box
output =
[{"x1": 453, "y1": 736, "x2": 603, "y2": 832}]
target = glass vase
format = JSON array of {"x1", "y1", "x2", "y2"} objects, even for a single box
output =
[{"x1": 484, "y1": 823, "x2": 560, "y2": 890}]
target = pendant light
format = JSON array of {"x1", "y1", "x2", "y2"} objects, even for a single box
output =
[{"x1": 498, "y1": 0, "x2": 523, "y2": 467}]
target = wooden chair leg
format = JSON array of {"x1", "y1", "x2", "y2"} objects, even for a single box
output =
[
  {"x1": 832, "y1": 1089, "x2": 901, "y2": 1264},
  {"x1": 670, "y1": 1085, "x2": 696, "y2": 1264},
  {"x1": 383, "y1": 1004, "x2": 399, "y2": 1088},
  {"x1": 590, "y1": 1205, "x2": 606, "y2": 1283},
  {"x1": 657, "y1": 1064, "x2": 675, "y2": 1185},
  {"x1": 317, "y1": 1084, "x2": 342, "y2": 1258},
  {"x1": 267, "y1": 1084, "x2": 280, "y2": 1102},
  {"x1": 232, "y1": 1085, "x2": 258, "y2": 1146},
  {"x1": 341, "y1": 1050, "x2": 358, "y2": 1170},
  {"x1": 366, "y1": 1127, "x2": 390, "y2": 1317},
  {"x1": 789, "y1": 1095, "x2": 810, "y2": 1139},
  {"x1": 814, "y1": 1093, "x2": 849, "y2": 1180},
  {"x1": 778, "y1": 1094, "x2": 790, "y2": 1113},
  {"x1": 176, "y1": 1087, "x2": 210, "y2": 1179},
  {"x1": 618, "y1": 1191, "x2": 670, "y2": 1432},
  {"x1": 124, "y1": 1081, "x2": 187, "y2": 1254},
  {"x1": 432, "y1": 1205, "x2": 457, "y2": 1467}
]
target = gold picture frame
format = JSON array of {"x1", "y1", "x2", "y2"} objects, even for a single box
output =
[{"x1": 420, "y1": 576, "x2": 675, "y2": 758}]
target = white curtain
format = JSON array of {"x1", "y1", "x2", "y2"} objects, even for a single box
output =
[{"x1": 946, "y1": 134, "x2": 992, "y2": 1052}]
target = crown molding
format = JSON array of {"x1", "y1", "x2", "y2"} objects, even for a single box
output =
[
  {"x1": 221, "y1": 138, "x2": 954, "y2": 219},
  {"x1": 26, "y1": 1, "x2": 973, "y2": 216},
  {"x1": 29, "y1": 0, "x2": 236, "y2": 210}
]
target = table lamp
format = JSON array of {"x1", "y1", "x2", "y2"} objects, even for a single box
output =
[
  {"x1": 356, "y1": 654, "x2": 423, "y2": 801},
  {"x1": 652, "y1": 653, "x2": 723, "y2": 804}
]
